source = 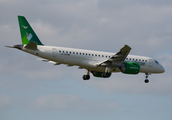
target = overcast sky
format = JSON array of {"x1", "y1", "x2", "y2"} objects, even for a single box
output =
[{"x1": 1, "y1": 0, "x2": 172, "y2": 120}]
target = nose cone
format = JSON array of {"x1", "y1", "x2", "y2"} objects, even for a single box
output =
[
  {"x1": 153, "y1": 59, "x2": 165, "y2": 73},
  {"x1": 158, "y1": 64, "x2": 165, "y2": 73},
  {"x1": 160, "y1": 66, "x2": 165, "y2": 73}
]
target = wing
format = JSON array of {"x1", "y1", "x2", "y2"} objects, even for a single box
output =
[{"x1": 97, "y1": 45, "x2": 131, "y2": 67}]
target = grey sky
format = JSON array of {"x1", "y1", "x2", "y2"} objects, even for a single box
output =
[{"x1": 0, "y1": 0, "x2": 172, "y2": 120}]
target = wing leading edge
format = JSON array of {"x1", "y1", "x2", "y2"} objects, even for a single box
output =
[{"x1": 96, "y1": 45, "x2": 131, "y2": 67}]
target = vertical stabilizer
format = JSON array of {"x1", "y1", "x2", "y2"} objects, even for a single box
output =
[{"x1": 18, "y1": 16, "x2": 43, "y2": 45}]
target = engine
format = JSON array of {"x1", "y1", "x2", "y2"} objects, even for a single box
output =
[
  {"x1": 91, "y1": 71, "x2": 111, "y2": 78},
  {"x1": 119, "y1": 62, "x2": 140, "y2": 74}
]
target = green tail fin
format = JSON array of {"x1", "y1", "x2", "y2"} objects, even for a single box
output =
[{"x1": 18, "y1": 16, "x2": 43, "y2": 45}]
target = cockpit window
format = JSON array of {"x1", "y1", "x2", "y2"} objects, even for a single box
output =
[{"x1": 155, "y1": 60, "x2": 159, "y2": 64}]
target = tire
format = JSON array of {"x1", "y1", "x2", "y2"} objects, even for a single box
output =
[
  {"x1": 83, "y1": 75, "x2": 86, "y2": 80},
  {"x1": 86, "y1": 75, "x2": 90, "y2": 80},
  {"x1": 83, "y1": 75, "x2": 90, "y2": 80},
  {"x1": 145, "y1": 79, "x2": 149, "y2": 83}
]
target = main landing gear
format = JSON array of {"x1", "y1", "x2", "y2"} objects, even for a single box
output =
[
  {"x1": 102, "y1": 72, "x2": 110, "y2": 78},
  {"x1": 144, "y1": 73, "x2": 150, "y2": 83},
  {"x1": 83, "y1": 70, "x2": 90, "y2": 80},
  {"x1": 103, "y1": 66, "x2": 111, "y2": 78}
]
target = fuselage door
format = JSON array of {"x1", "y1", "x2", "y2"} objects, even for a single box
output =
[
  {"x1": 52, "y1": 48, "x2": 57, "y2": 57},
  {"x1": 149, "y1": 59, "x2": 153, "y2": 67}
]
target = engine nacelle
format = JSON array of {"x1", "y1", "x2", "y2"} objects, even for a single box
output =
[
  {"x1": 120, "y1": 62, "x2": 140, "y2": 74},
  {"x1": 91, "y1": 71, "x2": 111, "y2": 78}
]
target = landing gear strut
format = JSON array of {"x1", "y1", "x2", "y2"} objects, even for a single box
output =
[
  {"x1": 83, "y1": 70, "x2": 90, "y2": 80},
  {"x1": 144, "y1": 73, "x2": 149, "y2": 83},
  {"x1": 102, "y1": 66, "x2": 111, "y2": 78}
]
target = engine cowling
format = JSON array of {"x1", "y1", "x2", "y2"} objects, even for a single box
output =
[
  {"x1": 120, "y1": 62, "x2": 140, "y2": 74},
  {"x1": 91, "y1": 71, "x2": 111, "y2": 78}
]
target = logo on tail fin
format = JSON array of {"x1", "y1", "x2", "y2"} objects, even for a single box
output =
[
  {"x1": 26, "y1": 33, "x2": 33, "y2": 40},
  {"x1": 22, "y1": 26, "x2": 29, "y2": 29}
]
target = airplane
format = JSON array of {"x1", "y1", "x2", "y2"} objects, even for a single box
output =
[{"x1": 6, "y1": 16, "x2": 165, "y2": 83}]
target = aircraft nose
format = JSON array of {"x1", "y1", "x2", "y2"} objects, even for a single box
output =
[{"x1": 159, "y1": 65, "x2": 165, "y2": 73}]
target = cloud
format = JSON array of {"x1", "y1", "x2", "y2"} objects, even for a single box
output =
[
  {"x1": 1, "y1": 0, "x2": 171, "y2": 89},
  {"x1": 0, "y1": 95, "x2": 11, "y2": 107},
  {"x1": 0, "y1": 0, "x2": 21, "y2": 4},
  {"x1": 158, "y1": 54, "x2": 172, "y2": 69},
  {"x1": 1, "y1": 1, "x2": 172, "y2": 120},
  {"x1": 84, "y1": 72, "x2": 172, "y2": 95},
  {"x1": 31, "y1": 94, "x2": 118, "y2": 113},
  {"x1": 29, "y1": 21, "x2": 62, "y2": 45}
]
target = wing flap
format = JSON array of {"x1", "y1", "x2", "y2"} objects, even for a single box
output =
[{"x1": 32, "y1": 58, "x2": 61, "y2": 65}]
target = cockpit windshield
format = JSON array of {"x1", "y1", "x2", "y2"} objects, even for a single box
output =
[{"x1": 155, "y1": 60, "x2": 159, "y2": 64}]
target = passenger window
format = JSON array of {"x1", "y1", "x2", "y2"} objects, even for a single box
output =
[
  {"x1": 73, "y1": 52, "x2": 75, "y2": 54},
  {"x1": 95, "y1": 54, "x2": 97, "y2": 56},
  {"x1": 98, "y1": 55, "x2": 100, "y2": 57},
  {"x1": 145, "y1": 60, "x2": 147, "y2": 62},
  {"x1": 70, "y1": 52, "x2": 71, "y2": 54},
  {"x1": 66, "y1": 51, "x2": 68, "y2": 53},
  {"x1": 92, "y1": 54, "x2": 94, "y2": 56},
  {"x1": 63, "y1": 51, "x2": 64, "y2": 53},
  {"x1": 139, "y1": 59, "x2": 141, "y2": 61},
  {"x1": 83, "y1": 53, "x2": 84, "y2": 55},
  {"x1": 102, "y1": 55, "x2": 104, "y2": 57}
]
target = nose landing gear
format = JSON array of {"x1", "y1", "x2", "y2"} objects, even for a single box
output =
[{"x1": 144, "y1": 73, "x2": 150, "y2": 83}]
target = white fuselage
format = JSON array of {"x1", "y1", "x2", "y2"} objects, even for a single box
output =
[{"x1": 21, "y1": 45, "x2": 165, "y2": 74}]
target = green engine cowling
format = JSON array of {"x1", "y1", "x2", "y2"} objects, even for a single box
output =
[
  {"x1": 120, "y1": 62, "x2": 140, "y2": 74},
  {"x1": 91, "y1": 71, "x2": 111, "y2": 78}
]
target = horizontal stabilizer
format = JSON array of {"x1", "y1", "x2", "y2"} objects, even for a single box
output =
[
  {"x1": 5, "y1": 46, "x2": 14, "y2": 48},
  {"x1": 25, "y1": 41, "x2": 37, "y2": 50},
  {"x1": 6, "y1": 44, "x2": 23, "y2": 50}
]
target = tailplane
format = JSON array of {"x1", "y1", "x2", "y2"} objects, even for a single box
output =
[{"x1": 18, "y1": 16, "x2": 43, "y2": 45}]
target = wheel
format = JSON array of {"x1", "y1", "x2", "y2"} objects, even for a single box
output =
[
  {"x1": 86, "y1": 75, "x2": 90, "y2": 80},
  {"x1": 102, "y1": 72, "x2": 110, "y2": 78},
  {"x1": 83, "y1": 75, "x2": 90, "y2": 80},
  {"x1": 144, "y1": 79, "x2": 149, "y2": 83},
  {"x1": 83, "y1": 75, "x2": 86, "y2": 80},
  {"x1": 105, "y1": 73, "x2": 110, "y2": 77},
  {"x1": 102, "y1": 73, "x2": 106, "y2": 78}
]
